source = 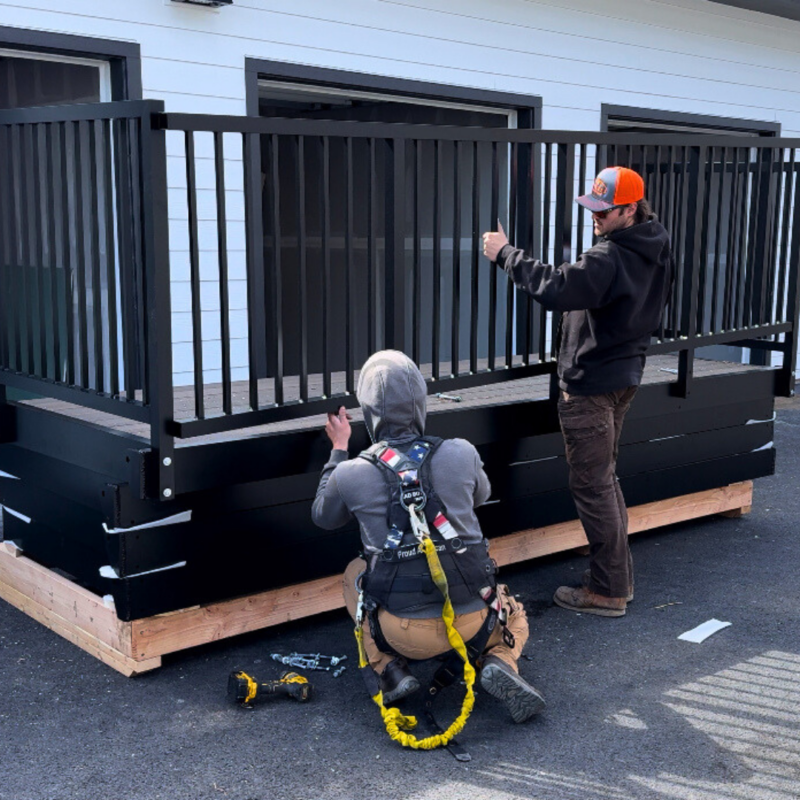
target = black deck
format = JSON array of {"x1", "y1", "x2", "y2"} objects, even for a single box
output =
[{"x1": 0, "y1": 355, "x2": 777, "y2": 621}]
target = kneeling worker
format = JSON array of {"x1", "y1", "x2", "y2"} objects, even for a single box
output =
[{"x1": 312, "y1": 350, "x2": 545, "y2": 727}]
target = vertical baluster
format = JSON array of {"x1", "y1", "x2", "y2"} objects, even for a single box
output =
[
  {"x1": 695, "y1": 146, "x2": 714, "y2": 336},
  {"x1": 575, "y1": 143, "x2": 587, "y2": 258},
  {"x1": 542, "y1": 143, "x2": 554, "y2": 359},
  {"x1": 470, "y1": 140, "x2": 480, "y2": 374},
  {"x1": 113, "y1": 117, "x2": 136, "y2": 399},
  {"x1": 87, "y1": 119, "x2": 105, "y2": 391},
  {"x1": 764, "y1": 148, "x2": 783, "y2": 327},
  {"x1": 735, "y1": 147, "x2": 752, "y2": 330},
  {"x1": 101, "y1": 119, "x2": 120, "y2": 397},
  {"x1": 322, "y1": 136, "x2": 332, "y2": 397},
  {"x1": 0, "y1": 125, "x2": 11, "y2": 369},
  {"x1": 488, "y1": 142, "x2": 499, "y2": 371},
  {"x1": 413, "y1": 140, "x2": 422, "y2": 366},
  {"x1": 722, "y1": 148, "x2": 740, "y2": 331},
  {"x1": 297, "y1": 135, "x2": 308, "y2": 402},
  {"x1": 185, "y1": 130, "x2": 204, "y2": 418},
  {"x1": 432, "y1": 139, "x2": 441, "y2": 379},
  {"x1": 33, "y1": 125, "x2": 49, "y2": 378},
  {"x1": 345, "y1": 137, "x2": 354, "y2": 394},
  {"x1": 130, "y1": 119, "x2": 148, "y2": 403},
  {"x1": 19, "y1": 124, "x2": 36, "y2": 374},
  {"x1": 506, "y1": 141, "x2": 517, "y2": 368},
  {"x1": 214, "y1": 131, "x2": 233, "y2": 414},
  {"x1": 452, "y1": 140, "x2": 461, "y2": 376},
  {"x1": 73, "y1": 121, "x2": 89, "y2": 386},
  {"x1": 367, "y1": 139, "x2": 376, "y2": 358},
  {"x1": 710, "y1": 147, "x2": 727, "y2": 334},
  {"x1": 777, "y1": 149, "x2": 795, "y2": 323},
  {"x1": 268, "y1": 134, "x2": 284, "y2": 406},
  {"x1": 7, "y1": 126, "x2": 22, "y2": 371}
]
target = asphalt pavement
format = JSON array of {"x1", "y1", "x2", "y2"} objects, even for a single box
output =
[{"x1": 2, "y1": 402, "x2": 800, "y2": 800}]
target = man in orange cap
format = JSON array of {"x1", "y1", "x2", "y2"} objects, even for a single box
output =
[{"x1": 482, "y1": 167, "x2": 673, "y2": 617}]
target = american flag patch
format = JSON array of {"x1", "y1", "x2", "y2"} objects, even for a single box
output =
[
  {"x1": 433, "y1": 513, "x2": 456, "y2": 539},
  {"x1": 380, "y1": 448, "x2": 402, "y2": 468}
]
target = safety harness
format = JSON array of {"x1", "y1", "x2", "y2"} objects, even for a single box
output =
[{"x1": 352, "y1": 437, "x2": 513, "y2": 757}]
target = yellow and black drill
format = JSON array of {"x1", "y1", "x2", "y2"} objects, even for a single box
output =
[{"x1": 227, "y1": 670, "x2": 313, "y2": 708}]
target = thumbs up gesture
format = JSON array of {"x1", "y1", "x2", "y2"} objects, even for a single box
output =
[{"x1": 482, "y1": 221, "x2": 509, "y2": 262}]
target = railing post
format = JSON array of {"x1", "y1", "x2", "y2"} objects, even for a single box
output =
[
  {"x1": 385, "y1": 137, "x2": 407, "y2": 352},
  {"x1": 139, "y1": 104, "x2": 175, "y2": 500},
  {"x1": 672, "y1": 145, "x2": 706, "y2": 398},
  {"x1": 777, "y1": 156, "x2": 800, "y2": 397},
  {"x1": 747, "y1": 147, "x2": 777, "y2": 365}
]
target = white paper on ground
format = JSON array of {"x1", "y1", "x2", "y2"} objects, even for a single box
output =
[{"x1": 678, "y1": 619, "x2": 731, "y2": 643}]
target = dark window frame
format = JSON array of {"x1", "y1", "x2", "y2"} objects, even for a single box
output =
[
  {"x1": 0, "y1": 25, "x2": 142, "y2": 101},
  {"x1": 244, "y1": 58, "x2": 542, "y2": 127},
  {"x1": 601, "y1": 103, "x2": 780, "y2": 136},
  {"x1": 707, "y1": 0, "x2": 800, "y2": 24}
]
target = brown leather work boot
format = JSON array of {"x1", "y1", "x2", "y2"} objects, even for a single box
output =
[
  {"x1": 582, "y1": 569, "x2": 634, "y2": 603},
  {"x1": 554, "y1": 585, "x2": 627, "y2": 617}
]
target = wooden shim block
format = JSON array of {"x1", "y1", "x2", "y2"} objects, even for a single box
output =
[
  {"x1": 0, "y1": 580, "x2": 160, "y2": 677},
  {"x1": 0, "y1": 546, "x2": 132, "y2": 657},
  {"x1": 1, "y1": 480, "x2": 755, "y2": 673},
  {"x1": 1, "y1": 541, "x2": 22, "y2": 558},
  {"x1": 719, "y1": 505, "x2": 752, "y2": 518},
  {"x1": 131, "y1": 572, "x2": 345, "y2": 661},
  {"x1": 490, "y1": 481, "x2": 753, "y2": 568}
]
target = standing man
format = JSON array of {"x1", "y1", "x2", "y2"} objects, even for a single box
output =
[{"x1": 482, "y1": 166, "x2": 673, "y2": 617}]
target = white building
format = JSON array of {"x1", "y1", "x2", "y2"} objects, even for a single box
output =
[{"x1": 2, "y1": 0, "x2": 799, "y2": 384}]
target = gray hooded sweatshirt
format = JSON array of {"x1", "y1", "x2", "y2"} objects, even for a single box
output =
[{"x1": 312, "y1": 350, "x2": 491, "y2": 616}]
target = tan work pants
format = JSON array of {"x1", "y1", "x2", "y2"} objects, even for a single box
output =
[{"x1": 342, "y1": 557, "x2": 528, "y2": 675}]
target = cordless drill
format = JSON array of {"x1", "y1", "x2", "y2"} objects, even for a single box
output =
[{"x1": 227, "y1": 670, "x2": 313, "y2": 707}]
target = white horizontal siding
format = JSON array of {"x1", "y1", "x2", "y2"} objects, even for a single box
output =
[{"x1": 3, "y1": 0, "x2": 800, "y2": 384}]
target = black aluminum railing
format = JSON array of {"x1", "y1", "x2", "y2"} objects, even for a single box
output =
[{"x1": 1, "y1": 100, "x2": 798, "y2": 500}]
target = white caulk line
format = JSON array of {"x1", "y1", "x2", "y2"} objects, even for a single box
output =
[
  {"x1": 2, "y1": 505, "x2": 31, "y2": 524},
  {"x1": 751, "y1": 441, "x2": 774, "y2": 452},
  {"x1": 746, "y1": 413, "x2": 776, "y2": 425},
  {"x1": 509, "y1": 456, "x2": 559, "y2": 467},
  {"x1": 99, "y1": 561, "x2": 187, "y2": 580},
  {"x1": 102, "y1": 509, "x2": 192, "y2": 535}
]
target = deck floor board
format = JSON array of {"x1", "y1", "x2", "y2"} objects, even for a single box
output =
[{"x1": 19, "y1": 355, "x2": 769, "y2": 447}]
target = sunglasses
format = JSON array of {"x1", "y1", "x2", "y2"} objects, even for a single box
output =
[{"x1": 593, "y1": 206, "x2": 623, "y2": 219}]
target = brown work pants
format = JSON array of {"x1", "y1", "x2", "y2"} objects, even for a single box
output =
[
  {"x1": 342, "y1": 558, "x2": 528, "y2": 675},
  {"x1": 558, "y1": 386, "x2": 637, "y2": 599}
]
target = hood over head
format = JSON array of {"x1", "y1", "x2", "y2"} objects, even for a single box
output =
[
  {"x1": 356, "y1": 350, "x2": 427, "y2": 445},
  {"x1": 608, "y1": 214, "x2": 672, "y2": 268}
]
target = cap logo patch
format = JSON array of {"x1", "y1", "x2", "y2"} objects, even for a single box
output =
[{"x1": 592, "y1": 178, "x2": 608, "y2": 198}]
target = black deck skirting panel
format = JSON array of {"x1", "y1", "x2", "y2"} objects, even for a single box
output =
[{"x1": 0, "y1": 369, "x2": 777, "y2": 620}]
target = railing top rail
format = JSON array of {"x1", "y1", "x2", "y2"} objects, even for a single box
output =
[
  {"x1": 158, "y1": 111, "x2": 800, "y2": 148},
  {"x1": 0, "y1": 99, "x2": 164, "y2": 125}
]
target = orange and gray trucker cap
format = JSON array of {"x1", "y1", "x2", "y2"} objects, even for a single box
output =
[{"x1": 576, "y1": 166, "x2": 645, "y2": 212}]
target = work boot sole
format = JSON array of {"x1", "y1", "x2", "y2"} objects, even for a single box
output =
[
  {"x1": 382, "y1": 675, "x2": 420, "y2": 705},
  {"x1": 553, "y1": 593, "x2": 626, "y2": 617},
  {"x1": 480, "y1": 663, "x2": 546, "y2": 723}
]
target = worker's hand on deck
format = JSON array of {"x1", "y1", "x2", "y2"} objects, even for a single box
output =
[
  {"x1": 326, "y1": 406, "x2": 352, "y2": 451},
  {"x1": 482, "y1": 222, "x2": 508, "y2": 263}
]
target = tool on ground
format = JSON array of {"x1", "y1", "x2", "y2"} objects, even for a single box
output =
[
  {"x1": 434, "y1": 393, "x2": 462, "y2": 402},
  {"x1": 270, "y1": 652, "x2": 347, "y2": 673},
  {"x1": 227, "y1": 670, "x2": 312, "y2": 707}
]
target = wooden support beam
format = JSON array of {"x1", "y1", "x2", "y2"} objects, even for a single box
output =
[
  {"x1": 131, "y1": 573, "x2": 345, "y2": 661},
  {"x1": 0, "y1": 544, "x2": 160, "y2": 676},
  {"x1": 0, "y1": 481, "x2": 753, "y2": 675},
  {"x1": 489, "y1": 480, "x2": 753, "y2": 567}
]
